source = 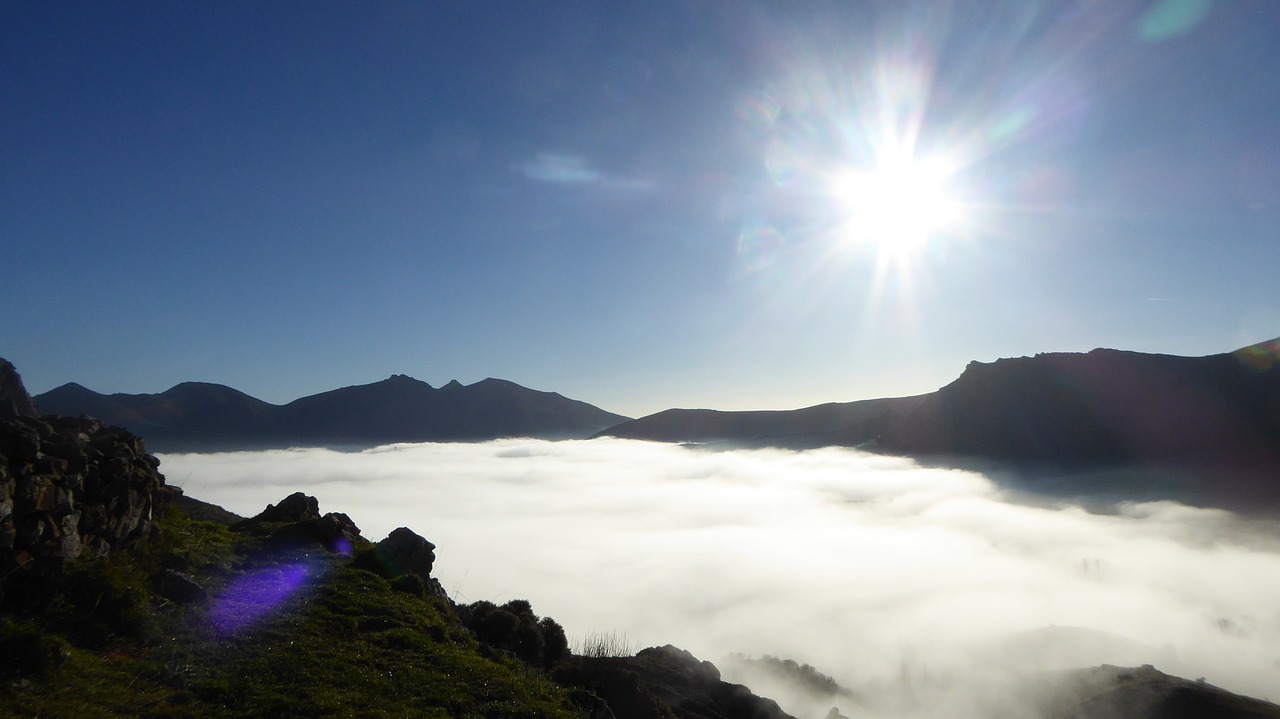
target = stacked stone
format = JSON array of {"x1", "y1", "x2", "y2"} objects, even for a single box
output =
[{"x1": 1, "y1": 415, "x2": 166, "y2": 580}]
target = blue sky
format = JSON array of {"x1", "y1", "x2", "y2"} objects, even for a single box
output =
[{"x1": 4, "y1": 1, "x2": 1280, "y2": 418}]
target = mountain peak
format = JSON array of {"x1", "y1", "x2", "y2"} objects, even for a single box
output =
[
  {"x1": 384, "y1": 374, "x2": 432, "y2": 390},
  {"x1": 441, "y1": 379, "x2": 464, "y2": 390}
]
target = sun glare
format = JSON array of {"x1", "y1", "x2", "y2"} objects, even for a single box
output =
[{"x1": 831, "y1": 151, "x2": 965, "y2": 257}]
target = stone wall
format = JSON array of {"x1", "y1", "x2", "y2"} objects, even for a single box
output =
[{"x1": 1, "y1": 414, "x2": 167, "y2": 601}]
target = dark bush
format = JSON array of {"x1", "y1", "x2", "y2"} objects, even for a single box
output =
[
  {"x1": 539, "y1": 616, "x2": 570, "y2": 666},
  {"x1": 478, "y1": 608, "x2": 521, "y2": 645},
  {"x1": 389, "y1": 573, "x2": 427, "y2": 597},
  {"x1": 0, "y1": 620, "x2": 67, "y2": 679},
  {"x1": 349, "y1": 546, "x2": 391, "y2": 577},
  {"x1": 50, "y1": 556, "x2": 158, "y2": 647},
  {"x1": 465, "y1": 598, "x2": 568, "y2": 669}
]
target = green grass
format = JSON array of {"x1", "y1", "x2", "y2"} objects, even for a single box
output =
[{"x1": 0, "y1": 506, "x2": 585, "y2": 719}]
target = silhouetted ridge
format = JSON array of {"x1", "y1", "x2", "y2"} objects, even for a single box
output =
[
  {"x1": 595, "y1": 396, "x2": 926, "y2": 448},
  {"x1": 34, "y1": 375, "x2": 628, "y2": 452},
  {"x1": 879, "y1": 343, "x2": 1280, "y2": 467},
  {"x1": 36, "y1": 381, "x2": 276, "y2": 450},
  {"x1": 595, "y1": 338, "x2": 1280, "y2": 509},
  {"x1": 868, "y1": 339, "x2": 1280, "y2": 509}
]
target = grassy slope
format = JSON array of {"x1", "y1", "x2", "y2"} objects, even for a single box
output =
[{"x1": 0, "y1": 507, "x2": 584, "y2": 719}]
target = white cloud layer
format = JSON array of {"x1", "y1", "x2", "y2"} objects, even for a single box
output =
[{"x1": 160, "y1": 440, "x2": 1280, "y2": 714}]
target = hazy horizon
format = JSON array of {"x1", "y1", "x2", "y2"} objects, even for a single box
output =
[{"x1": 160, "y1": 439, "x2": 1280, "y2": 715}]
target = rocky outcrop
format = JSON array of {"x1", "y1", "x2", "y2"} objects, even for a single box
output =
[
  {"x1": 254, "y1": 492, "x2": 321, "y2": 523},
  {"x1": 375, "y1": 526, "x2": 447, "y2": 601},
  {"x1": 1, "y1": 414, "x2": 167, "y2": 605},
  {"x1": 0, "y1": 358, "x2": 39, "y2": 419},
  {"x1": 377, "y1": 526, "x2": 437, "y2": 578},
  {"x1": 557, "y1": 645, "x2": 797, "y2": 719},
  {"x1": 236, "y1": 492, "x2": 362, "y2": 554}
]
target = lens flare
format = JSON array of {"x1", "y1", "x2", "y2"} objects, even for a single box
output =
[{"x1": 209, "y1": 563, "x2": 314, "y2": 634}]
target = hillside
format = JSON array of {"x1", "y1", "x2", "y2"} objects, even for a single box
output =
[
  {"x1": 0, "y1": 405, "x2": 790, "y2": 718},
  {"x1": 34, "y1": 375, "x2": 629, "y2": 452}
]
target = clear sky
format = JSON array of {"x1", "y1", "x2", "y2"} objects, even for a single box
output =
[{"x1": 4, "y1": 1, "x2": 1279, "y2": 418}]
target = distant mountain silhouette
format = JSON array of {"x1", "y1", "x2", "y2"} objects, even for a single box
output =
[
  {"x1": 34, "y1": 375, "x2": 628, "y2": 452},
  {"x1": 594, "y1": 396, "x2": 925, "y2": 448},
  {"x1": 877, "y1": 339, "x2": 1280, "y2": 470},
  {"x1": 873, "y1": 339, "x2": 1280, "y2": 509},
  {"x1": 596, "y1": 338, "x2": 1280, "y2": 509}
]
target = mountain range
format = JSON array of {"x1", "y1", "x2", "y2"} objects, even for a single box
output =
[
  {"x1": 34, "y1": 375, "x2": 629, "y2": 452},
  {"x1": 21, "y1": 337, "x2": 1280, "y2": 508}
]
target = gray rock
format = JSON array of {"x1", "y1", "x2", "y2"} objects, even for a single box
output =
[
  {"x1": 253, "y1": 492, "x2": 321, "y2": 523},
  {"x1": 376, "y1": 526, "x2": 437, "y2": 581}
]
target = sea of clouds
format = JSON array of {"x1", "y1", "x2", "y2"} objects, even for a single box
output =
[{"x1": 159, "y1": 439, "x2": 1280, "y2": 716}]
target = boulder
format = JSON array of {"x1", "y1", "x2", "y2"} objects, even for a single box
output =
[
  {"x1": 239, "y1": 495, "x2": 364, "y2": 554},
  {"x1": 376, "y1": 526, "x2": 437, "y2": 580},
  {"x1": 252, "y1": 491, "x2": 321, "y2": 523}
]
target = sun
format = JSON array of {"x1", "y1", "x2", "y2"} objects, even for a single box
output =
[{"x1": 829, "y1": 150, "x2": 965, "y2": 257}]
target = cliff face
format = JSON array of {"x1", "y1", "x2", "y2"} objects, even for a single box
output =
[{"x1": 0, "y1": 357, "x2": 39, "y2": 419}]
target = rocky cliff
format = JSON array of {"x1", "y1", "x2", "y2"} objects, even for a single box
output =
[{"x1": 0, "y1": 357, "x2": 39, "y2": 419}]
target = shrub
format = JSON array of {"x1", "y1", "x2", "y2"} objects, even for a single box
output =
[
  {"x1": 50, "y1": 556, "x2": 158, "y2": 647},
  {"x1": 465, "y1": 598, "x2": 569, "y2": 668},
  {"x1": 0, "y1": 619, "x2": 67, "y2": 679}
]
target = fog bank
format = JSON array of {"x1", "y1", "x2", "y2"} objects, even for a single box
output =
[{"x1": 160, "y1": 440, "x2": 1280, "y2": 710}]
